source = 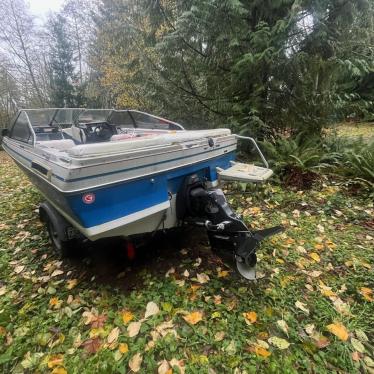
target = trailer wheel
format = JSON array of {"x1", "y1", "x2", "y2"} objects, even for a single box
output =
[{"x1": 46, "y1": 215, "x2": 76, "y2": 258}]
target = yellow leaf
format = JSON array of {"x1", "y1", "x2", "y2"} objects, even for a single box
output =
[
  {"x1": 47, "y1": 354, "x2": 64, "y2": 368},
  {"x1": 119, "y1": 343, "x2": 128, "y2": 354},
  {"x1": 217, "y1": 270, "x2": 229, "y2": 278},
  {"x1": 326, "y1": 323, "x2": 349, "y2": 341},
  {"x1": 243, "y1": 311, "x2": 257, "y2": 324},
  {"x1": 359, "y1": 287, "x2": 373, "y2": 302},
  {"x1": 314, "y1": 243, "x2": 324, "y2": 251},
  {"x1": 121, "y1": 311, "x2": 134, "y2": 324},
  {"x1": 183, "y1": 311, "x2": 203, "y2": 325},
  {"x1": 51, "y1": 368, "x2": 67, "y2": 374},
  {"x1": 66, "y1": 279, "x2": 78, "y2": 290},
  {"x1": 250, "y1": 345, "x2": 271, "y2": 358},
  {"x1": 309, "y1": 252, "x2": 321, "y2": 262},
  {"x1": 89, "y1": 328, "x2": 105, "y2": 338},
  {"x1": 49, "y1": 298, "x2": 62, "y2": 309}
]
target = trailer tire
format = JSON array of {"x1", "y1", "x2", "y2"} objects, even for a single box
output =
[{"x1": 46, "y1": 216, "x2": 77, "y2": 258}]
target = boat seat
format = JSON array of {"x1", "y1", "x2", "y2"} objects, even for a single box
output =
[
  {"x1": 70, "y1": 125, "x2": 86, "y2": 144},
  {"x1": 36, "y1": 139, "x2": 75, "y2": 150}
]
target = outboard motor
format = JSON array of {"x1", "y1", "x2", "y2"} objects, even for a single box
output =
[{"x1": 177, "y1": 174, "x2": 283, "y2": 280}]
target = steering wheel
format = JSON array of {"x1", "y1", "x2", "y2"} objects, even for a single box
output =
[{"x1": 94, "y1": 124, "x2": 112, "y2": 140}]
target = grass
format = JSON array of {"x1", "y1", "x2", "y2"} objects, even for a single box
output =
[
  {"x1": 0, "y1": 150, "x2": 373, "y2": 373},
  {"x1": 330, "y1": 122, "x2": 374, "y2": 142}
]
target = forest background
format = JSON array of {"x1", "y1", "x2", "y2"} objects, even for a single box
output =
[{"x1": 0, "y1": 0, "x2": 373, "y2": 135}]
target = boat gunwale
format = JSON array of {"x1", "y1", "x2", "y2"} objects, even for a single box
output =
[{"x1": 3, "y1": 140, "x2": 235, "y2": 194}]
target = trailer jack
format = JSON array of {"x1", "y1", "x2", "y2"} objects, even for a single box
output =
[{"x1": 177, "y1": 174, "x2": 284, "y2": 280}]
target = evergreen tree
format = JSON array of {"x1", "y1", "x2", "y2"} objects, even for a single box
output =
[{"x1": 48, "y1": 14, "x2": 79, "y2": 107}]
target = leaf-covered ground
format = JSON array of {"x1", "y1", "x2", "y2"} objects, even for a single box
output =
[{"x1": 0, "y1": 151, "x2": 373, "y2": 374}]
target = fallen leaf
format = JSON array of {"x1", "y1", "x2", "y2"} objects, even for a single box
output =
[
  {"x1": 214, "y1": 331, "x2": 225, "y2": 341},
  {"x1": 175, "y1": 279, "x2": 185, "y2": 287},
  {"x1": 183, "y1": 270, "x2": 190, "y2": 277},
  {"x1": 309, "y1": 252, "x2": 320, "y2": 262},
  {"x1": 331, "y1": 296, "x2": 350, "y2": 315},
  {"x1": 82, "y1": 337, "x2": 101, "y2": 354},
  {"x1": 276, "y1": 320, "x2": 289, "y2": 335},
  {"x1": 51, "y1": 368, "x2": 67, "y2": 374},
  {"x1": 119, "y1": 343, "x2": 128, "y2": 354},
  {"x1": 91, "y1": 315, "x2": 107, "y2": 329},
  {"x1": 113, "y1": 349, "x2": 123, "y2": 361},
  {"x1": 248, "y1": 345, "x2": 271, "y2": 358},
  {"x1": 14, "y1": 265, "x2": 25, "y2": 274},
  {"x1": 268, "y1": 336, "x2": 290, "y2": 350},
  {"x1": 47, "y1": 354, "x2": 64, "y2": 368},
  {"x1": 49, "y1": 297, "x2": 62, "y2": 309},
  {"x1": 217, "y1": 269, "x2": 229, "y2": 278},
  {"x1": 304, "y1": 324, "x2": 315, "y2": 335},
  {"x1": 129, "y1": 353, "x2": 142, "y2": 372},
  {"x1": 359, "y1": 287, "x2": 373, "y2": 302},
  {"x1": 364, "y1": 356, "x2": 374, "y2": 367},
  {"x1": 51, "y1": 269, "x2": 64, "y2": 277},
  {"x1": 355, "y1": 329, "x2": 369, "y2": 342},
  {"x1": 351, "y1": 337, "x2": 365, "y2": 353},
  {"x1": 193, "y1": 257, "x2": 202, "y2": 267},
  {"x1": 165, "y1": 267, "x2": 175, "y2": 278},
  {"x1": 326, "y1": 323, "x2": 349, "y2": 341},
  {"x1": 122, "y1": 311, "x2": 134, "y2": 324},
  {"x1": 169, "y1": 358, "x2": 185, "y2": 374},
  {"x1": 145, "y1": 302, "x2": 160, "y2": 318},
  {"x1": 312, "y1": 333, "x2": 330, "y2": 349},
  {"x1": 243, "y1": 311, "x2": 257, "y2": 324},
  {"x1": 107, "y1": 327, "x2": 120, "y2": 344},
  {"x1": 256, "y1": 339, "x2": 269, "y2": 349},
  {"x1": 183, "y1": 311, "x2": 203, "y2": 325},
  {"x1": 158, "y1": 359, "x2": 170, "y2": 374},
  {"x1": 295, "y1": 301, "x2": 310, "y2": 315},
  {"x1": 196, "y1": 273, "x2": 210, "y2": 284},
  {"x1": 128, "y1": 321, "x2": 142, "y2": 337},
  {"x1": 66, "y1": 279, "x2": 78, "y2": 290}
]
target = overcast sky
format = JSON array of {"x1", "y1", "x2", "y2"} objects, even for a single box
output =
[{"x1": 28, "y1": 0, "x2": 64, "y2": 17}]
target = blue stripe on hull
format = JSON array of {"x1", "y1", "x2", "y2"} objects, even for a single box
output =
[{"x1": 69, "y1": 151, "x2": 235, "y2": 228}]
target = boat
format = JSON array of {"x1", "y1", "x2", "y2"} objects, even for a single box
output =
[{"x1": 1, "y1": 108, "x2": 283, "y2": 279}]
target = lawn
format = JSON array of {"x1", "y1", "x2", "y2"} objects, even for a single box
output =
[{"x1": 0, "y1": 150, "x2": 373, "y2": 374}]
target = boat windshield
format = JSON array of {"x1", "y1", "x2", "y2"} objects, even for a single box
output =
[
  {"x1": 77, "y1": 109, "x2": 113, "y2": 124},
  {"x1": 25, "y1": 109, "x2": 83, "y2": 127}
]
